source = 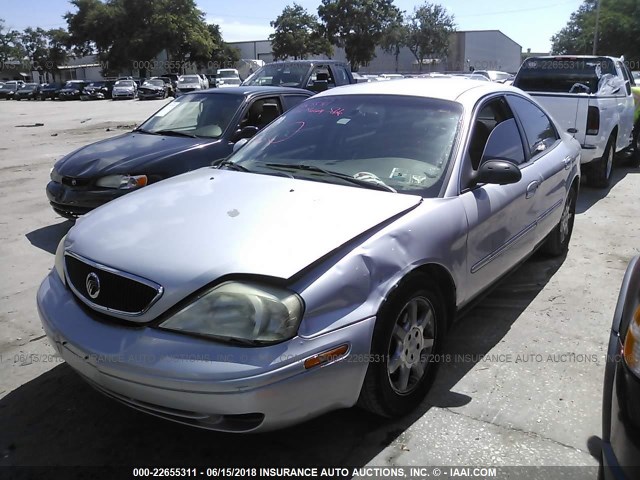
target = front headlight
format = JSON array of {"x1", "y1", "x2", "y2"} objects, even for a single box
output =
[
  {"x1": 624, "y1": 306, "x2": 640, "y2": 377},
  {"x1": 50, "y1": 167, "x2": 62, "y2": 183},
  {"x1": 159, "y1": 281, "x2": 304, "y2": 344},
  {"x1": 96, "y1": 174, "x2": 147, "y2": 189},
  {"x1": 54, "y1": 235, "x2": 67, "y2": 286}
]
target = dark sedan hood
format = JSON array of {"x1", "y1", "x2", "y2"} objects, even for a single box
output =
[
  {"x1": 60, "y1": 87, "x2": 82, "y2": 93},
  {"x1": 54, "y1": 132, "x2": 218, "y2": 177}
]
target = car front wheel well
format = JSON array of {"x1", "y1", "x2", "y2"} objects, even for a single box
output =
[{"x1": 400, "y1": 264, "x2": 456, "y2": 329}]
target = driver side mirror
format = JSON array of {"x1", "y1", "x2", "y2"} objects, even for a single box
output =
[
  {"x1": 473, "y1": 160, "x2": 522, "y2": 185},
  {"x1": 232, "y1": 125, "x2": 259, "y2": 142}
]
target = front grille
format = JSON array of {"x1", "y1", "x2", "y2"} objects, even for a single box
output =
[
  {"x1": 62, "y1": 176, "x2": 91, "y2": 187},
  {"x1": 65, "y1": 253, "x2": 162, "y2": 316}
]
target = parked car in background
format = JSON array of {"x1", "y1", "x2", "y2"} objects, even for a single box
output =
[
  {"x1": 0, "y1": 83, "x2": 20, "y2": 99},
  {"x1": 242, "y1": 60, "x2": 355, "y2": 93},
  {"x1": 176, "y1": 75, "x2": 203, "y2": 97},
  {"x1": 351, "y1": 72, "x2": 370, "y2": 83},
  {"x1": 81, "y1": 80, "x2": 115, "y2": 100},
  {"x1": 198, "y1": 74, "x2": 210, "y2": 89},
  {"x1": 15, "y1": 83, "x2": 41, "y2": 100},
  {"x1": 378, "y1": 73, "x2": 405, "y2": 80},
  {"x1": 515, "y1": 55, "x2": 637, "y2": 186},
  {"x1": 39, "y1": 79, "x2": 580, "y2": 432},
  {"x1": 215, "y1": 69, "x2": 241, "y2": 88},
  {"x1": 39, "y1": 82, "x2": 63, "y2": 100},
  {"x1": 111, "y1": 79, "x2": 137, "y2": 100},
  {"x1": 150, "y1": 76, "x2": 175, "y2": 96},
  {"x1": 632, "y1": 71, "x2": 640, "y2": 82},
  {"x1": 472, "y1": 70, "x2": 513, "y2": 82},
  {"x1": 138, "y1": 78, "x2": 170, "y2": 100},
  {"x1": 602, "y1": 256, "x2": 640, "y2": 480},
  {"x1": 46, "y1": 86, "x2": 313, "y2": 218},
  {"x1": 58, "y1": 80, "x2": 88, "y2": 100},
  {"x1": 163, "y1": 73, "x2": 180, "y2": 92}
]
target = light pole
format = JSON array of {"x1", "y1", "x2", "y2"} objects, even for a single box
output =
[{"x1": 592, "y1": 0, "x2": 601, "y2": 55}]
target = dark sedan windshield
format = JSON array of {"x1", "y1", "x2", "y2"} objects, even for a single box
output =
[
  {"x1": 137, "y1": 93, "x2": 243, "y2": 139},
  {"x1": 231, "y1": 95, "x2": 462, "y2": 196},
  {"x1": 242, "y1": 63, "x2": 310, "y2": 87}
]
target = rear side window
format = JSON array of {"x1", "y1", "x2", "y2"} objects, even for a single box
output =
[
  {"x1": 334, "y1": 66, "x2": 351, "y2": 86},
  {"x1": 515, "y1": 57, "x2": 617, "y2": 94},
  {"x1": 508, "y1": 96, "x2": 559, "y2": 157},
  {"x1": 282, "y1": 95, "x2": 310, "y2": 110}
]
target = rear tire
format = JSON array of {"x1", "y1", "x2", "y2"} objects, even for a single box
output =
[
  {"x1": 586, "y1": 135, "x2": 615, "y2": 188},
  {"x1": 630, "y1": 122, "x2": 640, "y2": 168},
  {"x1": 358, "y1": 274, "x2": 447, "y2": 417},
  {"x1": 542, "y1": 186, "x2": 577, "y2": 257}
]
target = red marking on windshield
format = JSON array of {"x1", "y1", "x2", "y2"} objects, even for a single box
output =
[{"x1": 330, "y1": 107, "x2": 344, "y2": 116}]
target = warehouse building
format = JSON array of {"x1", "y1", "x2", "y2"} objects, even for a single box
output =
[{"x1": 229, "y1": 29, "x2": 522, "y2": 74}]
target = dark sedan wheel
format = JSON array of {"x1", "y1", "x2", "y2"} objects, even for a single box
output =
[
  {"x1": 542, "y1": 186, "x2": 576, "y2": 256},
  {"x1": 358, "y1": 274, "x2": 446, "y2": 417}
]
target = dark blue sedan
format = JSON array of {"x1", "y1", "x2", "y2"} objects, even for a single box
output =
[
  {"x1": 602, "y1": 256, "x2": 640, "y2": 479},
  {"x1": 47, "y1": 87, "x2": 313, "y2": 218}
]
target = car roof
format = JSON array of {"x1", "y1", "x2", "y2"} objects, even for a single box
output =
[
  {"x1": 313, "y1": 77, "x2": 517, "y2": 102},
  {"x1": 195, "y1": 86, "x2": 314, "y2": 96},
  {"x1": 266, "y1": 59, "x2": 348, "y2": 66}
]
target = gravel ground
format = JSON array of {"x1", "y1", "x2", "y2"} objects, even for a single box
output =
[{"x1": 0, "y1": 98, "x2": 639, "y2": 474}]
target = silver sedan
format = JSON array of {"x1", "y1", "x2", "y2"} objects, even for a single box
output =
[{"x1": 37, "y1": 78, "x2": 581, "y2": 432}]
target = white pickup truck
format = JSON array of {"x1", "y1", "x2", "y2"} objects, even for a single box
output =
[{"x1": 514, "y1": 55, "x2": 638, "y2": 188}]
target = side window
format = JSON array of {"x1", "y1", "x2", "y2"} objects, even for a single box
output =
[
  {"x1": 238, "y1": 97, "x2": 283, "y2": 130},
  {"x1": 282, "y1": 95, "x2": 310, "y2": 111},
  {"x1": 508, "y1": 95, "x2": 559, "y2": 158},
  {"x1": 307, "y1": 66, "x2": 336, "y2": 88},
  {"x1": 618, "y1": 61, "x2": 634, "y2": 93},
  {"x1": 333, "y1": 66, "x2": 350, "y2": 86},
  {"x1": 467, "y1": 97, "x2": 525, "y2": 170}
]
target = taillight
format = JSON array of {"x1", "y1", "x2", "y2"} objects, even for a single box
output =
[{"x1": 586, "y1": 106, "x2": 600, "y2": 136}]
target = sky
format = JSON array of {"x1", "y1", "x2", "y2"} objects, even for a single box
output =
[{"x1": 0, "y1": 0, "x2": 583, "y2": 53}]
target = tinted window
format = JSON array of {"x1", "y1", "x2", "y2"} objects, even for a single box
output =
[
  {"x1": 282, "y1": 95, "x2": 310, "y2": 110},
  {"x1": 508, "y1": 96, "x2": 558, "y2": 157},
  {"x1": 469, "y1": 97, "x2": 525, "y2": 168},
  {"x1": 231, "y1": 95, "x2": 463, "y2": 197},
  {"x1": 334, "y1": 66, "x2": 350, "y2": 86},
  {"x1": 515, "y1": 57, "x2": 616, "y2": 93}
]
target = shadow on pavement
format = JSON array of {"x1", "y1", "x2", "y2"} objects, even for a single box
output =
[
  {"x1": 25, "y1": 221, "x2": 74, "y2": 255},
  {"x1": 0, "y1": 252, "x2": 565, "y2": 468},
  {"x1": 576, "y1": 156, "x2": 639, "y2": 215}
]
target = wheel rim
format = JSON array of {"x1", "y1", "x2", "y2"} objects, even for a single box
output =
[
  {"x1": 387, "y1": 296, "x2": 436, "y2": 395},
  {"x1": 559, "y1": 193, "x2": 574, "y2": 244},
  {"x1": 605, "y1": 146, "x2": 614, "y2": 179}
]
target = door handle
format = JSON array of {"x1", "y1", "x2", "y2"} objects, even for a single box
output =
[
  {"x1": 563, "y1": 156, "x2": 572, "y2": 170},
  {"x1": 526, "y1": 181, "x2": 539, "y2": 199}
]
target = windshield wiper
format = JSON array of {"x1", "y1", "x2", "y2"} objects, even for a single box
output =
[
  {"x1": 132, "y1": 127, "x2": 158, "y2": 135},
  {"x1": 216, "y1": 160, "x2": 251, "y2": 172},
  {"x1": 262, "y1": 163, "x2": 396, "y2": 192},
  {"x1": 153, "y1": 129, "x2": 199, "y2": 138}
]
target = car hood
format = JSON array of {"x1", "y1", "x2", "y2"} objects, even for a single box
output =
[
  {"x1": 66, "y1": 169, "x2": 422, "y2": 320},
  {"x1": 54, "y1": 132, "x2": 209, "y2": 177},
  {"x1": 60, "y1": 87, "x2": 81, "y2": 92}
]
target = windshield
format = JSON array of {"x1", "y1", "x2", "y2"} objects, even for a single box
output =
[
  {"x1": 242, "y1": 63, "x2": 310, "y2": 87},
  {"x1": 230, "y1": 95, "x2": 462, "y2": 197},
  {"x1": 64, "y1": 82, "x2": 82, "y2": 88},
  {"x1": 20, "y1": 84, "x2": 37, "y2": 90},
  {"x1": 137, "y1": 93, "x2": 243, "y2": 139},
  {"x1": 88, "y1": 82, "x2": 105, "y2": 87},
  {"x1": 145, "y1": 79, "x2": 165, "y2": 87},
  {"x1": 515, "y1": 57, "x2": 617, "y2": 93},
  {"x1": 218, "y1": 70, "x2": 238, "y2": 78},
  {"x1": 115, "y1": 80, "x2": 134, "y2": 87},
  {"x1": 179, "y1": 75, "x2": 200, "y2": 84}
]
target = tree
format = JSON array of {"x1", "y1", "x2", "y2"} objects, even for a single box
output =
[
  {"x1": 405, "y1": 3, "x2": 455, "y2": 72},
  {"x1": 380, "y1": 11, "x2": 407, "y2": 73},
  {"x1": 0, "y1": 19, "x2": 25, "y2": 63},
  {"x1": 318, "y1": 0, "x2": 401, "y2": 70},
  {"x1": 269, "y1": 3, "x2": 332, "y2": 60},
  {"x1": 208, "y1": 24, "x2": 241, "y2": 69},
  {"x1": 65, "y1": 0, "x2": 217, "y2": 76},
  {"x1": 551, "y1": 0, "x2": 640, "y2": 60}
]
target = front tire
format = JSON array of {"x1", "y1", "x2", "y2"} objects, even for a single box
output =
[
  {"x1": 586, "y1": 135, "x2": 615, "y2": 188},
  {"x1": 542, "y1": 186, "x2": 577, "y2": 256},
  {"x1": 358, "y1": 274, "x2": 447, "y2": 417}
]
